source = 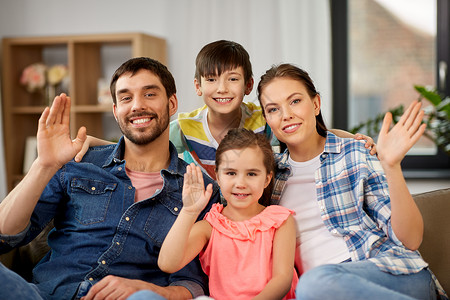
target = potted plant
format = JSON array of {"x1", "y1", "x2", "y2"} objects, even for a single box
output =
[{"x1": 350, "y1": 85, "x2": 450, "y2": 156}]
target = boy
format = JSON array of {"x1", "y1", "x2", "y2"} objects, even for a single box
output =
[{"x1": 169, "y1": 40, "x2": 276, "y2": 179}]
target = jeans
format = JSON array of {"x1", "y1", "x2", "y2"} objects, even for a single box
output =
[
  {"x1": 295, "y1": 260, "x2": 436, "y2": 300},
  {"x1": 0, "y1": 262, "x2": 43, "y2": 299},
  {"x1": 127, "y1": 290, "x2": 167, "y2": 300}
]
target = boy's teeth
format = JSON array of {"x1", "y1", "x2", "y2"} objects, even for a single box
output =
[{"x1": 215, "y1": 98, "x2": 231, "y2": 103}]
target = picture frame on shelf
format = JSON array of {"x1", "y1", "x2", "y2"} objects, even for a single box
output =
[{"x1": 23, "y1": 136, "x2": 37, "y2": 174}]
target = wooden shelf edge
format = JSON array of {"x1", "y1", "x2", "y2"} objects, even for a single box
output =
[
  {"x1": 11, "y1": 104, "x2": 113, "y2": 114},
  {"x1": 12, "y1": 107, "x2": 46, "y2": 114},
  {"x1": 2, "y1": 32, "x2": 165, "y2": 45},
  {"x1": 73, "y1": 104, "x2": 113, "y2": 113}
]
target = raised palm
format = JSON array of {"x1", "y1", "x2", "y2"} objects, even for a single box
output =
[
  {"x1": 377, "y1": 100, "x2": 426, "y2": 168},
  {"x1": 37, "y1": 94, "x2": 86, "y2": 170},
  {"x1": 182, "y1": 164, "x2": 212, "y2": 214}
]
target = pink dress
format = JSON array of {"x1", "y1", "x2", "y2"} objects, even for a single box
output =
[{"x1": 200, "y1": 203, "x2": 298, "y2": 300}]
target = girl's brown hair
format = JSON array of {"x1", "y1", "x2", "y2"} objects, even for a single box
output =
[
  {"x1": 215, "y1": 128, "x2": 274, "y2": 206},
  {"x1": 257, "y1": 63, "x2": 328, "y2": 137}
]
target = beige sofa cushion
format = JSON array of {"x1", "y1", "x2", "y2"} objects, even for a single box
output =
[{"x1": 413, "y1": 188, "x2": 450, "y2": 294}]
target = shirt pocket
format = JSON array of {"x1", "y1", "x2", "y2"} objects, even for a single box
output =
[{"x1": 70, "y1": 178, "x2": 117, "y2": 225}]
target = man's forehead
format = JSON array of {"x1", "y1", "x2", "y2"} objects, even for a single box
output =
[{"x1": 116, "y1": 70, "x2": 163, "y2": 90}]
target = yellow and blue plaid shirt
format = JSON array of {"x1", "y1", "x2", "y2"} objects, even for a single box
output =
[{"x1": 271, "y1": 132, "x2": 447, "y2": 299}]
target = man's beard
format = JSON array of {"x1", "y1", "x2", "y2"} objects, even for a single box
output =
[{"x1": 117, "y1": 105, "x2": 170, "y2": 145}]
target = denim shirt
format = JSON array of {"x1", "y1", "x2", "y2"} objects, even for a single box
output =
[{"x1": 0, "y1": 138, "x2": 220, "y2": 300}]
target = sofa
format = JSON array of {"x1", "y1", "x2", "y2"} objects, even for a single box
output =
[
  {"x1": 413, "y1": 188, "x2": 449, "y2": 293},
  {"x1": 1, "y1": 188, "x2": 449, "y2": 293}
]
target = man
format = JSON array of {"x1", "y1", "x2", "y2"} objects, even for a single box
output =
[{"x1": 0, "y1": 57, "x2": 219, "y2": 300}]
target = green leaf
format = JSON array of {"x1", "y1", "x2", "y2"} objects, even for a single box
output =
[
  {"x1": 414, "y1": 85, "x2": 450, "y2": 118},
  {"x1": 414, "y1": 85, "x2": 441, "y2": 106}
]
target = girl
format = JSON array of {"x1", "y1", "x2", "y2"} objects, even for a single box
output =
[
  {"x1": 256, "y1": 63, "x2": 447, "y2": 300},
  {"x1": 158, "y1": 128, "x2": 297, "y2": 300}
]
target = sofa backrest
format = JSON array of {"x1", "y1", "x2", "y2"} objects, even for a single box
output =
[{"x1": 414, "y1": 188, "x2": 450, "y2": 294}]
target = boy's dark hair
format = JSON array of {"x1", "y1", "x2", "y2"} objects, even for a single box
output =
[
  {"x1": 257, "y1": 63, "x2": 328, "y2": 137},
  {"x1": 110, "y1": 57, "x2": 176, "y2": 105},
  {"x1": 215, "y1": 128, "x2": 274, "y2": 206},
  {"x1": 195, "y1": 40, "x2": 253, "y2": 85}
]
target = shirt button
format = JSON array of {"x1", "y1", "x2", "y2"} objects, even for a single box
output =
[
  {"x1": 128, "y1": 186, "x2": 132, "y2": 190},
  {"x1": 125, "y1": 217, "x2": 130, "y2": 221},
  {"x1": 174, "y1": 207, "x2": 179, "y2": 212},
  {"x1": 89, "y1": 278, "x2": 94, "y2": 281},
  {"x1": 101, "y1": 260, "x2": 106, "y2": 265},
  {"x1": 91, "y1": 187, "x2": 96, "y2": 191},
  {"x1": 116, "y1": 242, "x2": 120, "y2": 245},
  {"x1": 321, "y1": 154, "x2": 327, "y2": 159},
  {"x1": 118, "y1": 167, "x2": 122, "y2": 171},
  {"x1": 331, "y1": 229, "x2": 338, "y2": 235}
]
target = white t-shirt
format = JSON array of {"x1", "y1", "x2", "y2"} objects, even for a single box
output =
[{"x1": 280, "y1": 154, "x2": 350, "y2": 273}]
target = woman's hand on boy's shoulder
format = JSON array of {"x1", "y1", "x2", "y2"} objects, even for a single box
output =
[{"x1": 354, "y1": 133, "x2": 377, "y2": 156}]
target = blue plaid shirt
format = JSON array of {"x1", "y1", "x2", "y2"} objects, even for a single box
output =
[{"x1": 271, "y1": 132, "x2": 447, "y2": 299}]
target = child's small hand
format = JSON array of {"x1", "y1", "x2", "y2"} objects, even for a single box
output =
[
  {"x1": 74, "y1": 135, "x2": 113, "y2": 162},
  {"x1": 74, "y1": 135, "x2": 91, "y2": 162},
  {"x1": 354, "y1": 133, "x2": 377, "y2": 156},
  {"x1": 182, "y1": 164, "x2": 213, "y2": 215}
]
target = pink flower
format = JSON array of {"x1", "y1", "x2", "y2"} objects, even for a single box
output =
[{"x1": 20, "y1": 63, "x2": 46, "y2": 92}]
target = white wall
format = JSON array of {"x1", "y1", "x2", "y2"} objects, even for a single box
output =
[
  {"x1": 0, "y1": 0, "x2": 332, "y2": 113},
  {"x1": 1, "y1": 0, "x2": 447, "y2": 198},
  {"x1": 0, "y1": 0, "x2": 332, "y2": 198}
]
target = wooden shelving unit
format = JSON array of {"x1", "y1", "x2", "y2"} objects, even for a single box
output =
[{"x1": 2, "y1": 33, "x2": 167, "y2": 191}]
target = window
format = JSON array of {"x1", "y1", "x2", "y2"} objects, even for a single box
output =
[{"x1": 331, "y1": 0, "x2": 450, "y2": 178}]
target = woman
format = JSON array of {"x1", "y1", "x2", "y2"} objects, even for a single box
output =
[{"x1": 256, "y1": 63, "x2": 447, "y2": 300}]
